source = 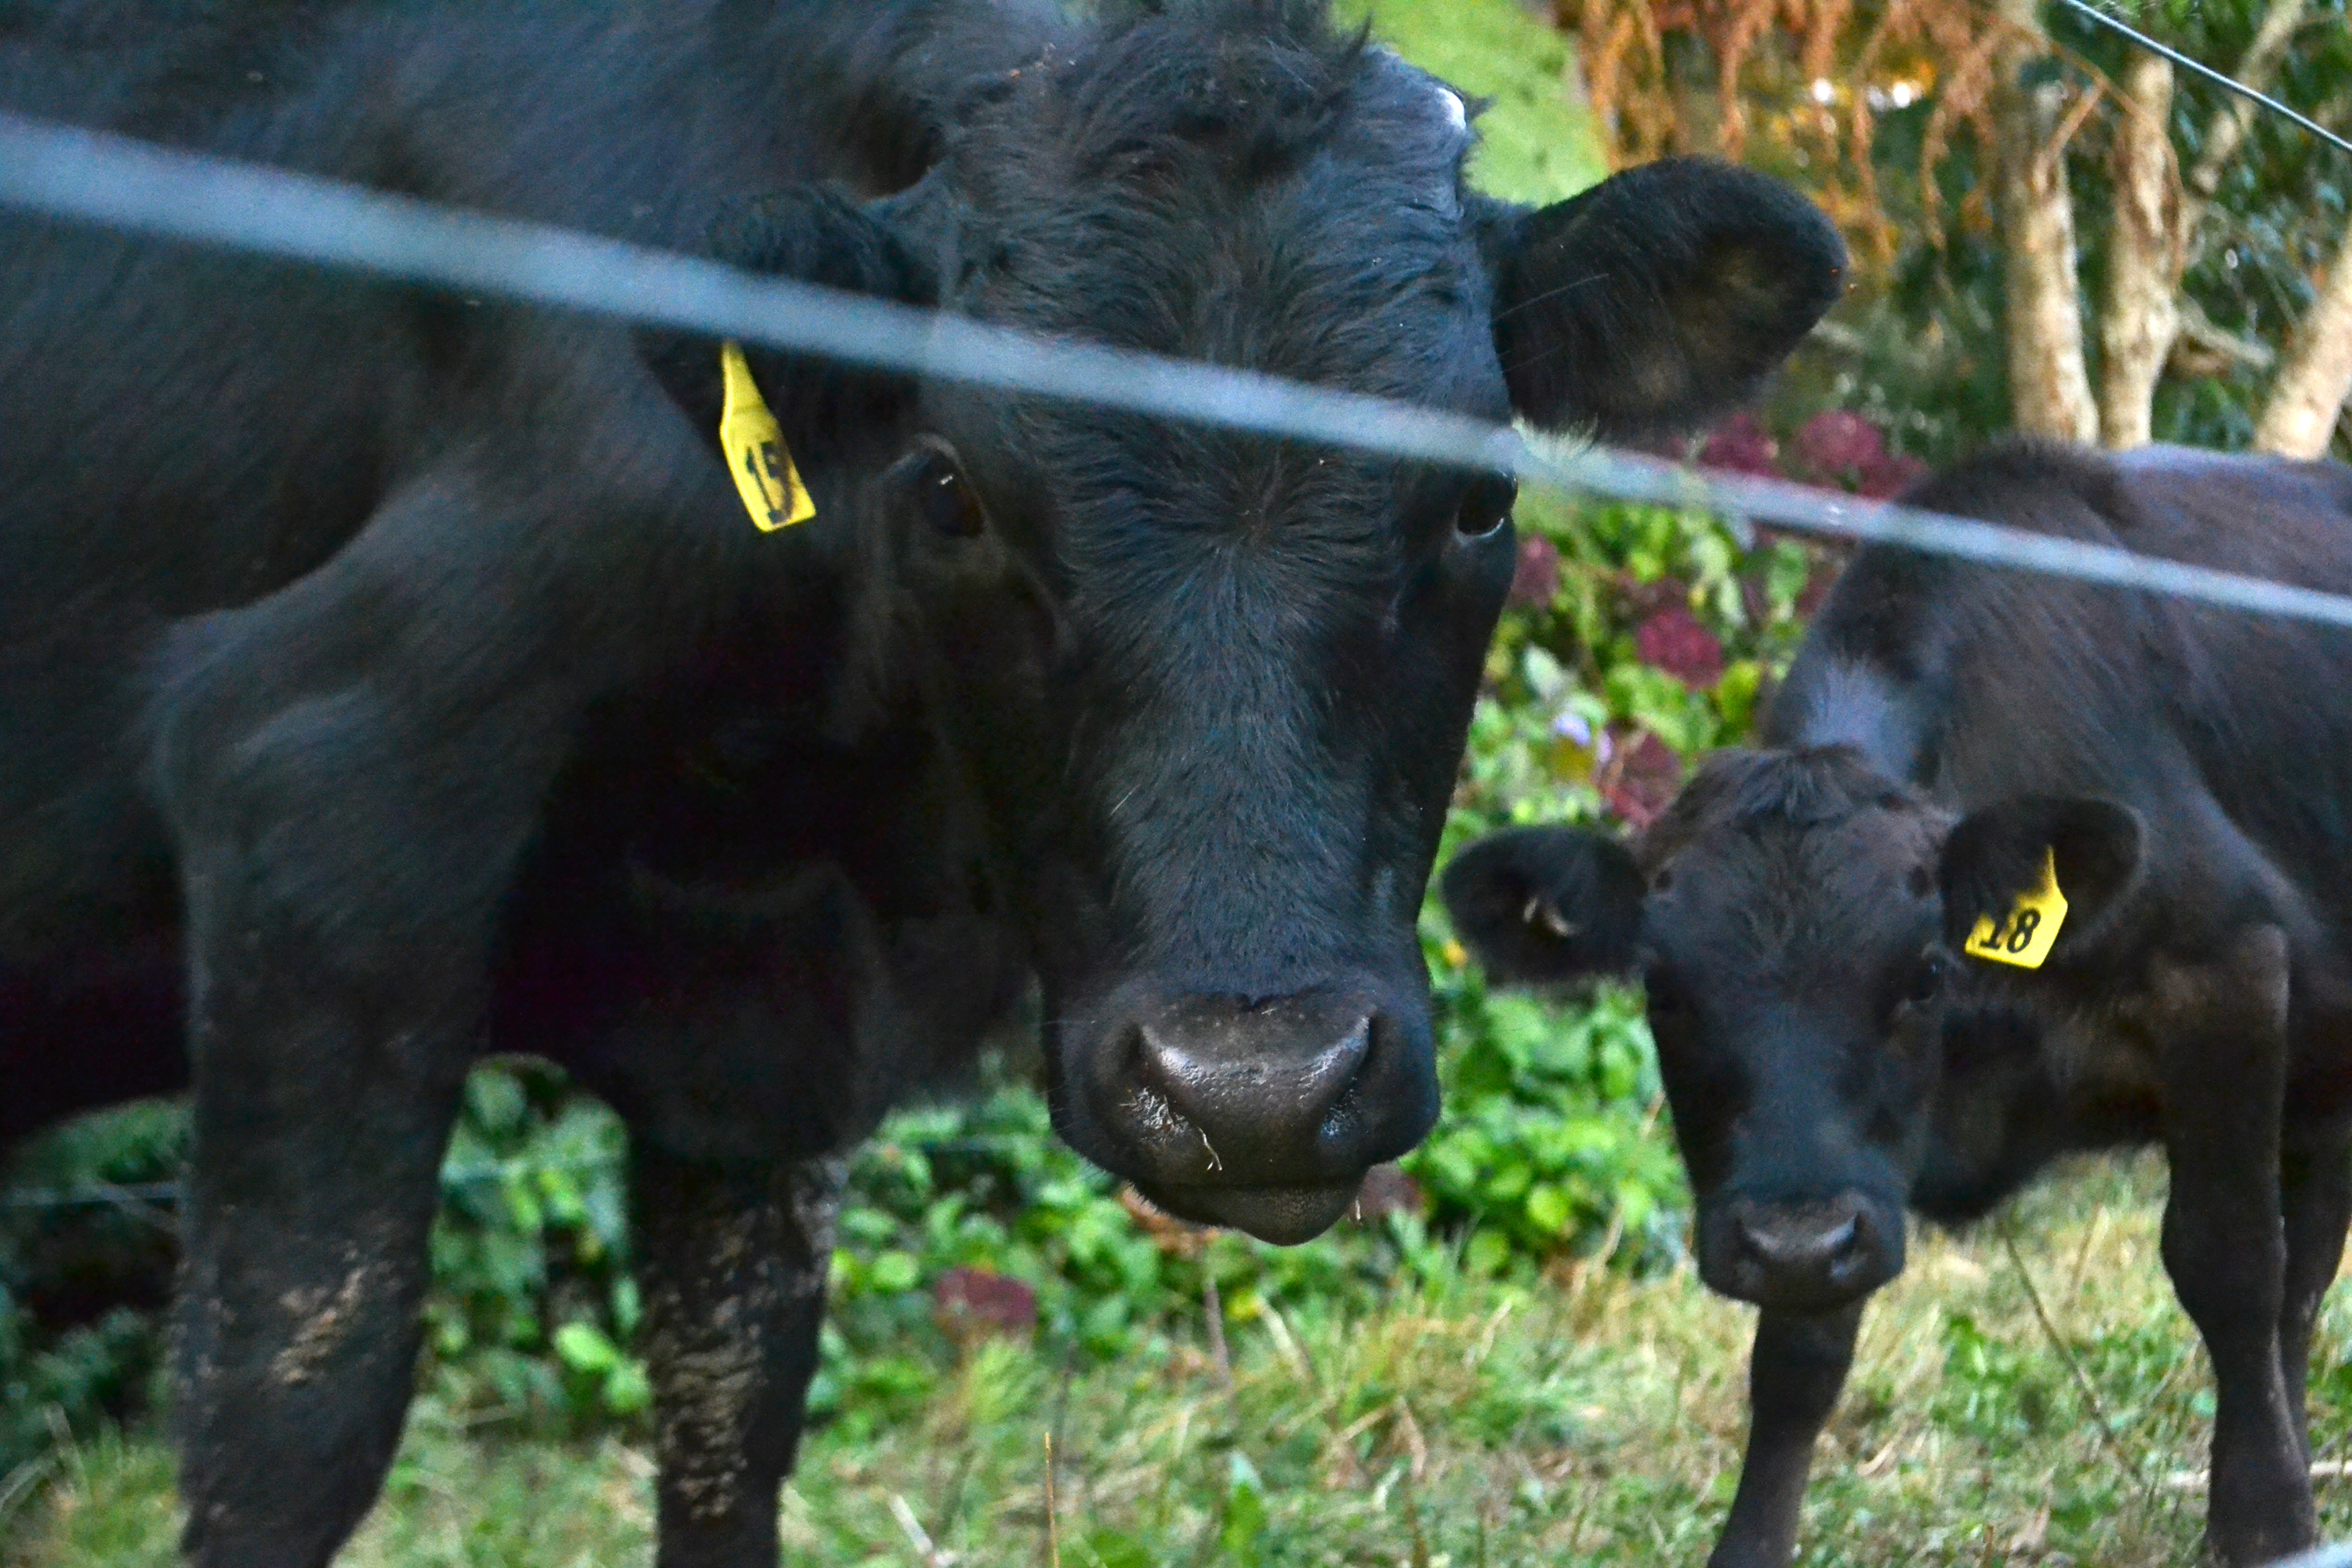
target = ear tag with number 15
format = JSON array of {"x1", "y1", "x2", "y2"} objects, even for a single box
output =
[
  {"x1": 718, "y1": 340, "x2": 815, "y2": 532},
  {"x1": 1963, "y1": 848, "x2": 2067, "y2": 969}
]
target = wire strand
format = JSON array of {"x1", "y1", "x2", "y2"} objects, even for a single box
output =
[
  {"x1": 5, "y1": 111, "x2": 2352, "y2": 630},
  {"x1": 2054, "y1": 0, "x2": 2352, "y2": 162}
]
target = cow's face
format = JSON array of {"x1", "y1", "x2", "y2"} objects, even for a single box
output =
[
  {"x1": 1443, "y1": 749, "x2": 2141, "y2": 1307},
  {"x1": 657, "y1": 6, "x2": 1846, "y2": 1243}
]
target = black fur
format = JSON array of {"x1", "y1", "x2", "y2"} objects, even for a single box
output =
[
  {"x1": 2, "y1": 1, "x2": 1840, "y2": 1559},
  {"x1": 1446, "y1": 438, "x2": 2352, "y2": 1568}
]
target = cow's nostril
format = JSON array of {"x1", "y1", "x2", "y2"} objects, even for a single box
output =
[
  {"x1": 1140, "y1": 1012, "x2": 1370, "y2": 1131},
  {"x1": 1737, "y1": 1196, "x2": 1868, "y2": 1272},
  {"x1": 1131, "y1": 996, "x2": 1376, "y2": 1173}
]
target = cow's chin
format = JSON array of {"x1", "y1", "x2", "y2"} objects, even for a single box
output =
[{"x1": 1136, "y1": 1180, "x2": 1362, "y2": 1246}]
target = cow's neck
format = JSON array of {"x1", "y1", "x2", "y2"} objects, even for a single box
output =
[{"x1": 1762, "y1": 655, "x2": 1937, "y2": 784}]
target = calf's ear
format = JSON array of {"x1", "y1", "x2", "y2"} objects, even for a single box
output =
[
  {"x1": 639, "y1": 183, "x2": 940, "y2": 459},
  {"x1": 1939, "y1": 797, "x2": 2144, "y2": 960},
  {"x1": 1473, "y1": 158, "x2": 1846, "y2": 440},
  {"x1": 1440, "y1": 827, "x2": 1646, "y2": 984}
]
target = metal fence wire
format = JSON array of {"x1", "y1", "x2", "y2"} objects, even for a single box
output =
[{"x1": 7, "y1": 111, "x2": 2352, "y2": 629}]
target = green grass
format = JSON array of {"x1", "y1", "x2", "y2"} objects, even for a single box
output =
[{"x1": 17, "y1": 1155, "x2": 2352, "y2": 1566}]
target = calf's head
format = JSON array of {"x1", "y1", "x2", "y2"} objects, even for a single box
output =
[
  {"x1": 654, "y1": 2, "x2": 1845, "y2": 1242},
  {"x1": 1444, "y1": 748, "x2": 2141, "y2": 1306}
]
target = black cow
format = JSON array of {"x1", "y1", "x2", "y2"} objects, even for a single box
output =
[
  {"x1": 1, "y1": 0, "x2": 1843, "y2": 1561},
  {"x1": 1445, "y1": 442, "x2": 2352, "y2": 1567}
]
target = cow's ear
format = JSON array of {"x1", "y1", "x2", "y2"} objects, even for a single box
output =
[
  {"x1": 1939, "y1": 797, "x2": 2144, "y2": 960},
  {"x1": 1473, "y1": 158, "x2": 1846, "y2": 440},
  {"x1": 1441, "y1": 827, "x2": 1646, "y2": 984},
  {"x1": 639, "y1": 183, "x2": 939, "y2": 455}
]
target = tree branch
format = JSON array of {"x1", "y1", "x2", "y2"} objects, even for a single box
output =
[
  {"x1": 2256, "y1": 210, "x2": 2352, "y2": 458},
  {"x1": 2097, "y1": 49, "x2": 2181, "y2": 448},
  {"x1": 1992, "y1": 0, "x2": 2097, "y2": 440},
  {"x1": 2183, "y1": 0, "x2": 2313, "y2": 209}
]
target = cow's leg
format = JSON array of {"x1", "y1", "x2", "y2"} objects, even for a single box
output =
[
  {"x1": 2155, "y1": 925, "x2": 2314, "y2": 1566},
  {"x1": 1706, "y1": 1301, "x2": 1864, "y2": 1568},
  {"x1": 632, "y1": 1142, "x2": 842, "y2": 1568},
  {"x1": 151, "y1": 486, "x2": 587, "y2": 1567},
  {"x1": 2276, "y1": 1117, "x2": 2352, "y2": 1462}
]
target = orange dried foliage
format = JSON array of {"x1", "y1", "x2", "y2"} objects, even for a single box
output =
[{"x1": 1552, "y1": 0, "x2": 2016, "y2": 264}]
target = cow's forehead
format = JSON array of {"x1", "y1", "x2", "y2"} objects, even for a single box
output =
[
  {"x1": 1653, "y1": 814, "x2": 1940, "y2": 969},
  {"x1": 942, "y1": 20, "x2": 1481, "y2": 365}
]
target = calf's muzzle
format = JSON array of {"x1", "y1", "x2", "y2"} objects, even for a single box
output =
[{"x1": 1704, "y1": 1192, "x2": 1902, "y2": 1312}]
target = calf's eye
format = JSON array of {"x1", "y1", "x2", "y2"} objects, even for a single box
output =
[
  {"x1": 1454, "y1": 476, "x2": 1516, "y2": 543},
  {"x1": 1904, "y1": 954, "x2": 1945, "y2": 1004}
]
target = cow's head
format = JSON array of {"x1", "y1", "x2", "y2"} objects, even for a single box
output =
[
  {"x1": 650, "y1": 2, "x2": 1845, "y2": 1243},
  {"x1": 1443, "y1": 747, "x2": 2143, "y2": 1306}
]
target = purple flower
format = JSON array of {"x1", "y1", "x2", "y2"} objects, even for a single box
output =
[
  {"x1": 935, "y1": 1266, "x2": 1038, "y2": 1345},
  {"x1": 1697, "y1": 412, "x2": 1780, "y2": 477},
  {"x1": 1602, "y1": 730, "x2": 1685, "y2": 828},
  {"x1": 1792, "y1": 410, "x2": 1888, "y2": 487},
  {"x1": 1635, "y1": 604, "x2": 1726, "y2": 689},
  {"x1": 1509, "y1": 534, "x2": 1562, "y2": 609},
  {"x1": 1857, "y1": 452, "x2": 1929, "y2": 499}
]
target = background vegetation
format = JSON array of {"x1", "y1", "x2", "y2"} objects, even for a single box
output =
[{"x1": 7, "y1": 0, "x2": 2352, "y2": 1559}]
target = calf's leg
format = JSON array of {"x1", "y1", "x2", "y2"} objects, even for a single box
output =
[
  {"x1": 1707, "y1": 1302, "x2": 1864, "y2": 1568},
  {"x1": 2277, "y1": 1118, "x2": 2352, "y2": 1462},
  {"x1": 2155, "y1": 925, "x2": 2314, "y2": 1566},
  {"x1": 632, "y1": 1144, "x2": 842, "y2": 1568}
]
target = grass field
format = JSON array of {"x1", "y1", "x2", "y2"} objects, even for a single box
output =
[{"x1": 14, "y1": 1154, "x2": 2352, "y2": 1567}]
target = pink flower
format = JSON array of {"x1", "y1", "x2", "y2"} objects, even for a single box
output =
[
  {"x1": 934, "y1": 1267, "x2": 1038, "y2": 1345},
  {"x1": 1509, "y1": 534, "x2": 1562, "y2": 609},
  {"x1": 1697, "y1": 412, "x2": 1780, "y2": 477},
  {"x1": 1791, "y1": 410, "x2": 1887, "y2": 485},
  {"x1": 1857, "y1": 452, "x2": 1929, "y2": 499},
  {"x1": 1635, "y1": 603, "x2": 1726, "y2": 688},
  {"x1": 1602, "y1": 729, "x2": 1685, "y2": 829}
]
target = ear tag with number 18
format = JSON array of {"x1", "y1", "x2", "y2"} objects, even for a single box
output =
[
  {"x1": 1963, "y1": 848, "x2": 2067, "y2": 969},
  {"x1": 718, "y1": 340, "x2": 815, "y2": 532}
]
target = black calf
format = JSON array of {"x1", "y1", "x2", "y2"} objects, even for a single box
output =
[{"x1": 1446, "y1": 441, "x2": 2352, "y2": 1566}]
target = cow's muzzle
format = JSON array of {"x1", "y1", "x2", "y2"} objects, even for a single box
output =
[
  {"x1": 1062, "y1": 982, "x2": 1437, "y2": 1244},
  {"x1": 1700, "y1": 1191, "x2": 1904, "y2": 1312}
]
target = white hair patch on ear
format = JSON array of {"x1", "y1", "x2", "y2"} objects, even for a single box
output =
[{"x1": 1437, "y1": 87, "x2": 1468, "y2": 131}]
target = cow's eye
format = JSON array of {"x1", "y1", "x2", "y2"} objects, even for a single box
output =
[
  {"x1": 1904, "y1": 954, "x2": 1945, "y2": 1005},
  {"x1": 916, "y1": 452, "x2": 987, "y2": 539},
  {"x1": 1454, "y1": 476, "x2": 1516, "y2": 543}
]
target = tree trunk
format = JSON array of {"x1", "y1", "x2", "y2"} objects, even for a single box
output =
[
  {"x1": 2097, "y1": 53, "x2": 2180, "y2": 449},
  {"x1": 1991, "y1": 0, "x2": 2098, "y2": 441},
  {"x1": 2254, "y1": 216, "x2": 2352, "y2": 459}
]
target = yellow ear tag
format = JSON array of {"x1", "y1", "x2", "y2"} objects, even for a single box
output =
[
  {"x1": 1963, "y1": 848, "x2": 2068, "y2": 969},
  {"x1": 718, "y1": 341, "x2": 815, "y2": 532}
]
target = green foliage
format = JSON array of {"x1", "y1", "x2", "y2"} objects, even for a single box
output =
[
  {"x1": 419, "y1": 1064, "x2": 644, "y2": 1430},
  {"x1": 34, "y1": 1163, "x2": 2347, "y2": 1568},
  {"x1": 1342, "y1": 0, "x2": 1611, "y2": 204},
  {"x1": 0, "y1": 1104, "x2": 183, "y2": 1479}
]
